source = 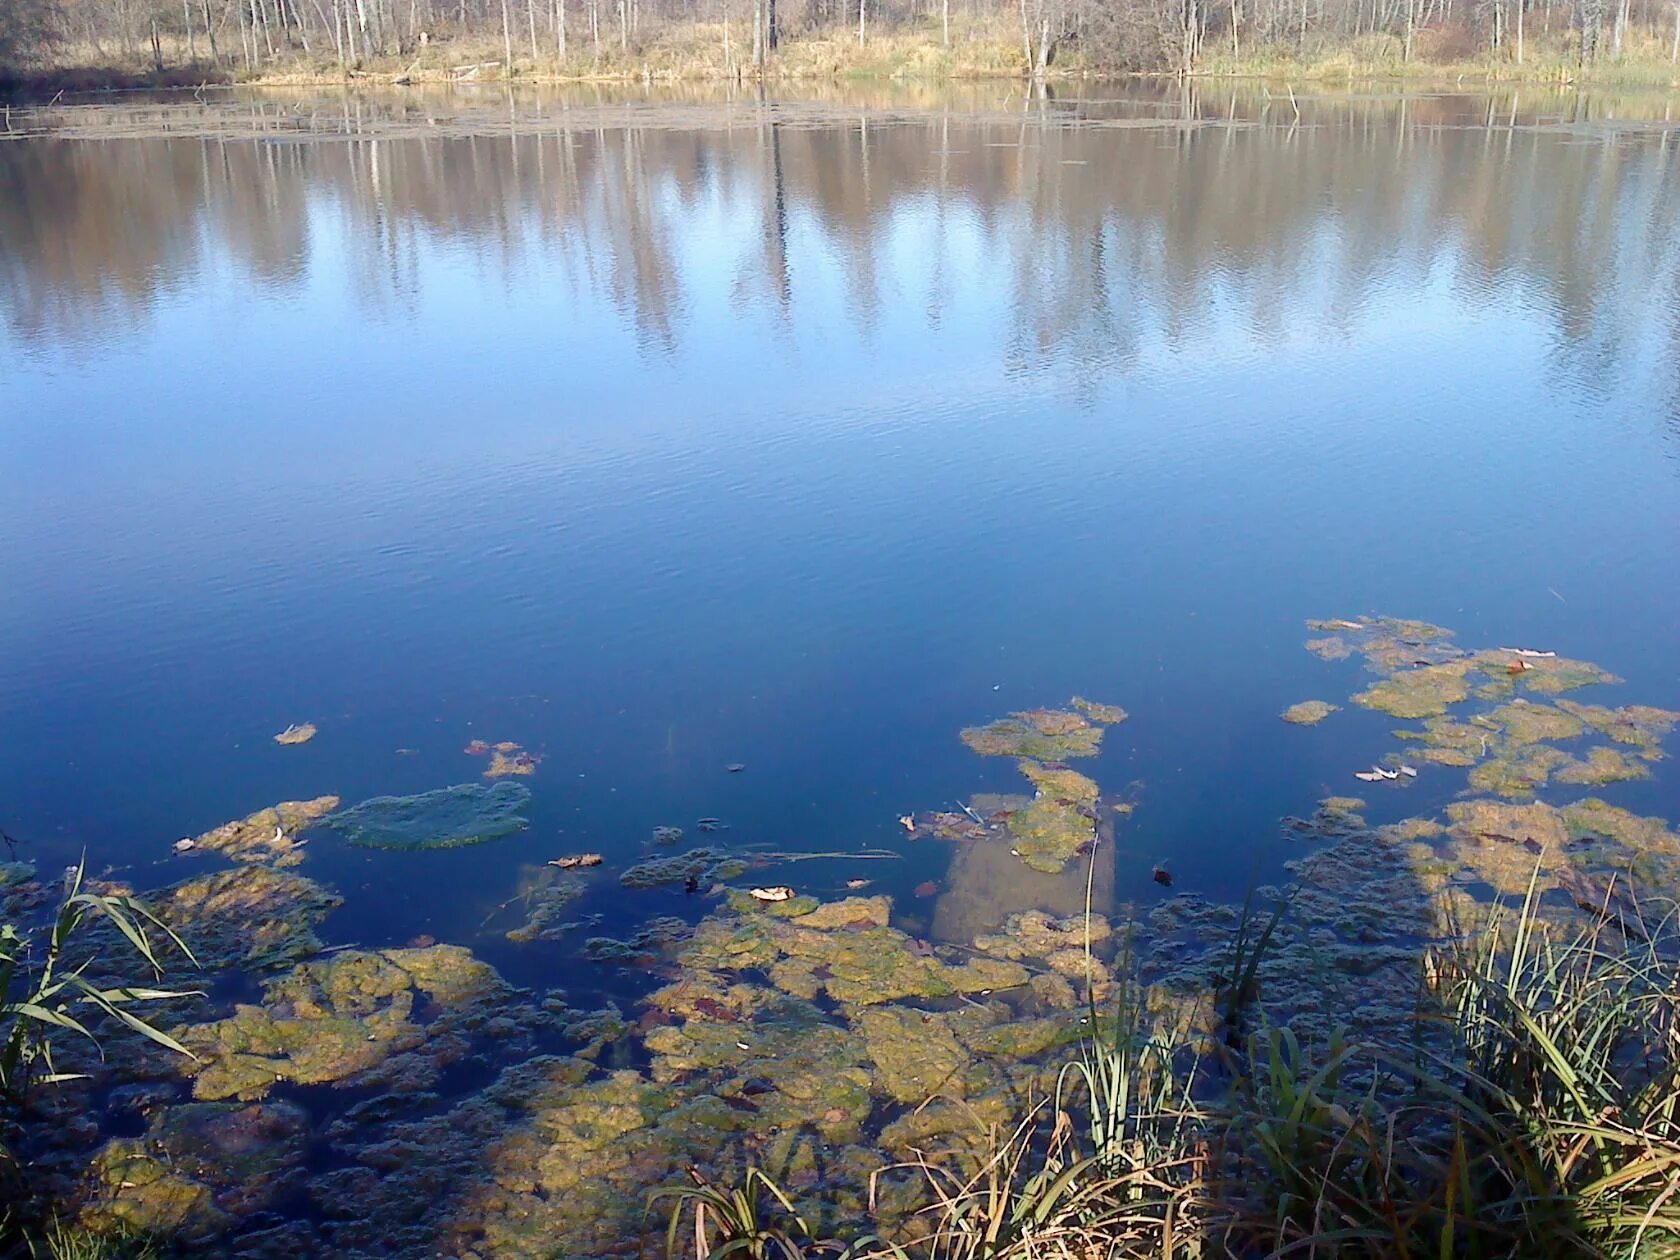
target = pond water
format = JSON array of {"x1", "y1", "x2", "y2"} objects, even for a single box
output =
[{"x1": 3, "y1": 80, "x2": 1680, "y2": 1253}]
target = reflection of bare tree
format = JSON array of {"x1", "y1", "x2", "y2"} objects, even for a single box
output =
[{"x1": 2, "y1": 87, "x2": 1678, "y2": 396}]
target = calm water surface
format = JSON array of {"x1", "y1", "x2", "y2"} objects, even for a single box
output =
[{"x1": 3, "y1": 83, "x2": 1680, "y2": 998}]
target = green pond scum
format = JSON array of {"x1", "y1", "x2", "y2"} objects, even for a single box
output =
[{"x1": 6, "y1": 618, "x2": 1679, "y2": 1256}]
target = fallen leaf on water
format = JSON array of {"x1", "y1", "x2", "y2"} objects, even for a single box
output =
[
  {"x1": 749, "y1": 886, "x2": 795, "y2": 902},
  {"x1": 845, "y1": 878, "x2": 871, "y2": 890},
  {"x1": 274, "y1": 723, "x2": 316, "y2": 746}
]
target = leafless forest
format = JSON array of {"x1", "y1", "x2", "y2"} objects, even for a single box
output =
[{"x1": 2, "y1": 0, "x2": 1678, "y2": 86}]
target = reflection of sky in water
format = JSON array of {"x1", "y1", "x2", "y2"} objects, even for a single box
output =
[{"x1": 1, "y1": 99, "x2": 1678, "y2": 996}]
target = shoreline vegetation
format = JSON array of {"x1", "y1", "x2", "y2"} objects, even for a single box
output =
[
  {"x1": 7, "y1": 42, "x2": 1680, "y2": 98},
  {"x1": 4, "y1": 0, "x2": 1680, "y2": 98}
]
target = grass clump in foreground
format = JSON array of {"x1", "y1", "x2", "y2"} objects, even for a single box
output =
[{"x1": 655, "y1": 868, "x2": 1680, "y2": 1258}]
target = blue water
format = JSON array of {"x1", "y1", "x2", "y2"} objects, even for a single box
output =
[{"x1": 3, "y1": 85, "x2": 1680, "y2": 995}]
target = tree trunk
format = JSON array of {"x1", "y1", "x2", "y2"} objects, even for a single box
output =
[
  {"x1": 1673, "y1": 1, "x2": 1679, "y2": 61},
  {"x1": 1515, "y1": 0, "x2": 1523, "y2": 60},
  {"x1": 201, "y1": 0, "x2": 220, "y2": 61},
  {"x1": 766, "y1": 0, "x2": 776, "y2": 48},
  {"x1": 501, "y1": 0, "x2": 513, "y2": 72},
  {"x1": 857, "y1": 0, "x2": 865, "y2": 43},
  {"x1": 941, "y1": 0, "x2": 948, "y2": 45},
  {"x1": 151, "y1": 15, "x2": 164, "y2": 67},
  {"x1": 527, "y1": 0, "x2": 538, "y2": 60}
]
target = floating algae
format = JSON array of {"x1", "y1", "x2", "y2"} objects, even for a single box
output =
[
  {"x1": 1353, "y1": 661, "x2": 1475, "y2": 719},
  {"x1": 959, "y1": 698, "x2": 1125, "y2": 761},
  {"x1": 273, "y1": 723, "x2": 317, "y2": 746},
  {"x1": 680, "y1": 894, "x2": 1028, "y2": 1007},
  {"x1": 1555, "y1": 745, "x2": 1652, "y2": 786},
  {"x1": 322, "y1": 782, "x2": 531, "y2": 851},
  {"x1": 1070, "y1": 696, "x2": 1129, "y2": 724},
  {"x1": 1467, "y1": 744, "x2": 1574, "y2": 798},
  {"x1": 1315, "y1": 618, "x2": 1674, "y2": 804},
  {"x1": 181, "y1": 797, "x2": 340, "y2": 868},
  {"x1": 1282, "y1": 700, "x2": 1339, "y2": 725},
  {"x1": 1000, "y1": 761, "x2": 1100, "y2": 874},
  {"x1": 1394, "y1": 717, "x2": 1489, "y2": 766},
  {"x1": 1556, "y1": 699, "x2": 1680, "y2": 758},
  {"x1": 1483, "y1": 699, "x2": 1586, "y2": 745}
]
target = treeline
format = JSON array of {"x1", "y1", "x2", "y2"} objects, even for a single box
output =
[{"x1": 1, "y1": 0, "x2": 1677, "y2": 85}]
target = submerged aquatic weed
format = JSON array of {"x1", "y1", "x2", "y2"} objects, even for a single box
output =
[
  {"x1": 321, "y1": 782, "x2": 531, "y2": 851},
  {"x1": 621, "y1": 848, "x2": 743, "y2": 890},
  {"x1": 154, "y1": 866, "x2": 341, "y2": 972},
  {"x1": 175, "y1": 945, "x2": 525, "y2": 1101}
]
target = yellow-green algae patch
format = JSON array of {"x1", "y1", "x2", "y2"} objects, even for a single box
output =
[
  {"x1": 1467, "y1": 744, "x2": 1573, "y2": 799},
  {"x1": 177, "y1": 945, "x2": 526, "y2": 1101},
  {"x1": 1561, "y1": 798, "x2": 1680, "y2": 856},
  {"x1": 1070, "y1": 696, "x2": 1129, "y2": 724},
  {"x1": 959, "y1": 699, "x2": 1123, "y2": 761},
  {"x1": 1443, "y1": 799, "x2": 1571, "y2": 894},
  {"x1": 1002, "y1": 761, "x2": 1100, "y2": 874},
  {"x1": 1394, "y1": 718, "x2": 1488, "y2": 766},
  {"x1": 853, "y1": 1005, "x2": 968, "y2": 1103},
  {"x1": 1282, "y1": 700, "x2": 1339, "y2": 725},
  {"x1": 1480, "y1": 699, "x2": 1582, "y2": 744},
  {"x1": 1352, "y1": 660, "x2": 1475, "y2": 719},
  {"x1": 1555, "y1": 746, "x2": 1652, "y2": 787},
  {"x1": 183, "y1": 796, "x2": 340, "y2": 868},
  {"x1": 1471, "y1": 650, "x2": 1622, "y2": 696},
  {"x1": 1556, "y1": 699, "x2": 1680, "y2": 757},
  {"x1": 682, "y1": 894, "x2": 1029, "y2": 1006}
]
